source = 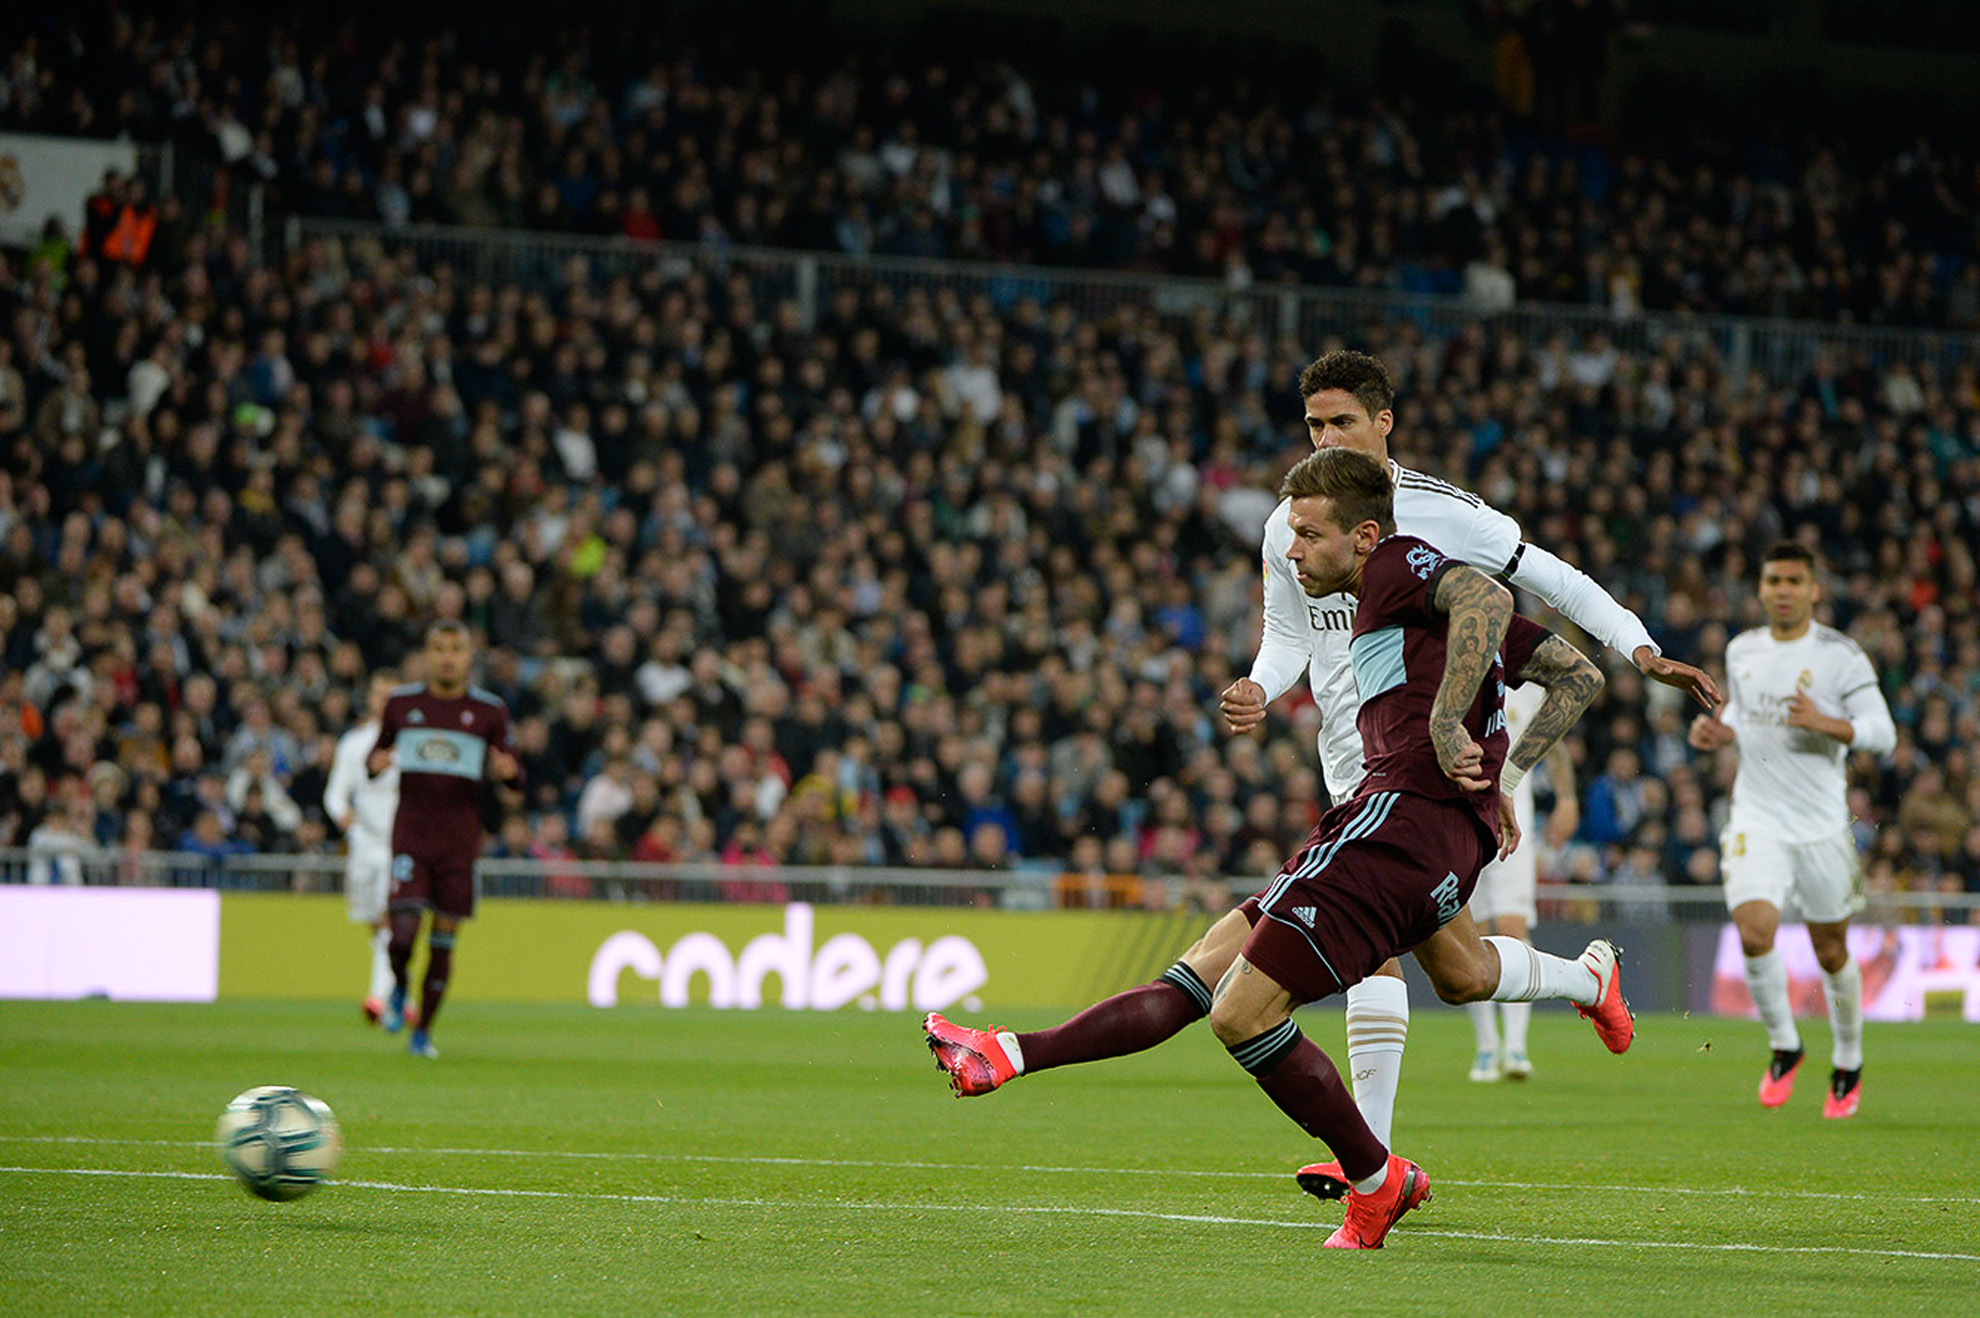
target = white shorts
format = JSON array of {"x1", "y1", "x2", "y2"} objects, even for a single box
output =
[
  {"x1": 345, "y1": 846, "x2": 391, "y2": 924},
  {"x1": 1720, "y1": 823, "x2": 1863, "y2": 924},
  {"x1": 1469, "y1": 788, "x2": 1537, "y2": 926}
]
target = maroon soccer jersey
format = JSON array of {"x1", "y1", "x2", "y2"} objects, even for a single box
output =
[
  {"x1": 1348, "y1": 534, "x2": 1546, "y2": 845},
  {"x1": 370, "y1": 683, "x2": 518, "y2": 864}
]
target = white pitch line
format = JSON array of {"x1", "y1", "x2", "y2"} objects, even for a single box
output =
[
  {"x1": 5, "y1": 1135, "x2": 1978, "y2": 1208},
  {"x1": 2, "y1": 1164, "x2": 1977, "y2": 1265}
]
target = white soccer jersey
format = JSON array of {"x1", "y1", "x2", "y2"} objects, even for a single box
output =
[
  {"x1": 1249, "y1": 460, "x2": 1659, "y2": 801},
  {"x1": 1721, "y1": 624, "x2": 1896, "y2": 841},
  {"x1": 324, "y1": 720, "x2": 400, "y2": 851}
]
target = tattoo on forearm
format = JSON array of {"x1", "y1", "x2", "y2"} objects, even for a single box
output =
[
  {"x1": 1430, "y1": 567, "x2": 1512, "y2": 759},
  {"x1": 1505, "y1": 635, "x2": 1605, "y2": 773}
]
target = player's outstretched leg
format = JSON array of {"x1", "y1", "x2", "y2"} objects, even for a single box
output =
[{"x1": 921, "y1": 961, "x2": 1215, "y2": 1097}]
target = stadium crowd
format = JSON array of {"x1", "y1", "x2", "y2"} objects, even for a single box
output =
[
  {"x1": 3, "y1": 7, "x2": 1978, "y2": 328},
  {"x1": 2, "y1": 5, "x2": 1978, "y2": 915},
  {"x1": 1, "y1": 197, "x2": 1977, "y2": 913}
]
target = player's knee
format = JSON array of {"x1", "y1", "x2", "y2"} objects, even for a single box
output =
[
  {"x1": 1207, "y1": 997, "x2": 1270, "y2": 1047},
  {"x1": 1427, "y1": 959, "x2": 1494, "y2": 1004},
  {"x1": 1738, "y1": 930, "x2": 1774, "y2": 958}
]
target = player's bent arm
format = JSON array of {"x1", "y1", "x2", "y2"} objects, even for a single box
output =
[
  {"x1": 1503, "y1": 635, "x2": 1605, "y2": 781},
  {"x1": 1506, "y1": 541, "x2": 1657, "y2": 661},
  {"x1": 1837, "y1": 681, "x2": 1897, "y2": 755},
  {"x1": 1428, "y1": 564, "x2": 1513, "y2": 752},
  {"x1": 1248, "y1": 539, "x2": 1313, "y2": 702}
]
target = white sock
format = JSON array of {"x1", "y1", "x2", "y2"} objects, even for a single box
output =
[
  {"x1": 1483, "y1": 935, "x2": 1597, "y2": 1007},
  {"x1": 1344, "y1": 975, "x2": 1409, "y2": 1148},
  {"x1": 1352, "y1": 1161, "x2": 1390, "y2": 1195},
  {"x1": 368, "y1": 927, "x2": 394, "y2": 1001},
  {"x1": 1822, "y1": 958, "x2": 1863, "y2": 1070},
  {"x1": 1501, "y1": 1001, "x2": 1532, "y2": 1056},
  {"x1": 1467, "y1": 1001, "x2": 1499, "y2": 1054},
  {"x1": 994, "y1": 1030, "x2": 1025, "y2": 1075},
  {"x1": 1743, "y1": 949, "x2": 1802, "y2": 1052}
]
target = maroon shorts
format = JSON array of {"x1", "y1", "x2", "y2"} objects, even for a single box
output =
[
  {"x1": 388, "y1": 849, "x2": 477, "y2": 920},
  {"x1": 1238, "y1": 789, "x2": 1488, "y2": 1003}
]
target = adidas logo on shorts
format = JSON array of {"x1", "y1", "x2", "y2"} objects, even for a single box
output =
[{"x1": 1292, "y1": 905, "x2": 1317, "y2": 928}]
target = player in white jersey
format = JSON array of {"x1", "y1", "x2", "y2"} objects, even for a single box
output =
[
  {"x1": 1687, "y1": 543, "x2": 1894, "y2": 1118},
  {"x1": 1220, "y1": 349, "x2": 1720, "y2": 1192},
  {"x1": 324, "y1": 672, "x2": 403, "y2": 1025},
  {"x1": 1464, "y1": 681, "x2": 1577, "y2": 1081}
]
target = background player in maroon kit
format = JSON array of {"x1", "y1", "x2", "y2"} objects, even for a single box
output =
[
  {"x1": 927, "y1": 449, "x2": 1628, "y2": 1249},
  {"x1": 367, "y1": 621, "x2": 521, "y2": 1058}
]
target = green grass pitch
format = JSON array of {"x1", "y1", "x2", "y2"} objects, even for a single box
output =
[{"x1": 1, "y1": 999, "x2": 1975, "y2": 1315}]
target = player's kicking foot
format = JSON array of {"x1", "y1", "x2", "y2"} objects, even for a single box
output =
[
  {"x1": 1296, "y1": 1160, "x2": 1349, "y2": 1201},
  {"x1": 1502, "y1": 1050, "x2": 1533, "y2": 1080},
  {"x1": 383, "y1": 987, "x2": 407, "y2": 1034},
  {"x1": 408, "y1": 1029, "x2": 439, "y2": 1059},
  {"x1": 1821, "y1": 1066, "x2": 1860, "y2": 1119},
  {"x1": 1468, "y1": 1049, "x2": 1502, "y2": 1082},
  {"x1": 362, "y1": 996, "x2": 384, "y2": 1026},
  {"x1": 922, "y1": 1013, "x2": 1018, "y2": 1097},
  {"x1": 1322, "y1": 1155, "x2": 1432, "y2": 1250},
  {"x1": 1758, "y1": 1046, "x2": 1804, "y2": 1108},
  {"x1": 1574, "y1": 940, "x2": 1634, "y2": 1053}
]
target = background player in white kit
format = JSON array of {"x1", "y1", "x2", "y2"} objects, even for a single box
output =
[
  {"x1": 1687, "y1": 542, "x2": 1894, "y2": 1118},
  {"x1": 324, "y1": 671, "x2": 402, "y2": 1025},
  {"x1": 1221, "y1": 350, "x2": 1720, "y2": 1187},
  {"x1": 1465, "y1": 680, "x2": 1577, "y2": 1081}
]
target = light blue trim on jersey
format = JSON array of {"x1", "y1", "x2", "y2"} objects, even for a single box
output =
[
  {"x1": 396, "y1": 728, "x2": 487, "y2": 780},
  {"x1": 1349, "y1": 625, "x2": 1407, "y2": 701},
  {"x1": 468, "y1": 685, "x2": 504, "y2": 706}
]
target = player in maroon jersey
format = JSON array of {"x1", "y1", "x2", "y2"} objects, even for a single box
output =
[
  {"x1": 366, "y1": 621, "x2": 521, "y2": 1058},
  {"x1": 926, "y1": 449, "x2": 1628, "y2": 1248}
]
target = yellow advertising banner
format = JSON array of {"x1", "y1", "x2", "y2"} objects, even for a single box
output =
[{"x1": 220, "y1": 895, "x2": 1209, "y2": 1013}]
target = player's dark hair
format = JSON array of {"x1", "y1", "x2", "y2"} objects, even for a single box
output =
[
  {"x1": 1279, "y1": 447, "x2": 1395, "y2": 535},
  {"x1": 1759, "y1": 541, "x2": 1817, "y2": 574},
  {"x1": 1297, "y1": 349, "x2": 1395, "y2": 420},
  {"x1": 426, "y1": 619, "x2": 470, "y2": 643}
]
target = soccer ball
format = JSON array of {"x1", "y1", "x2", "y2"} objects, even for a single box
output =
[{"x1": 215, "y1": 1086, "x2": 342, "y2": 1201}]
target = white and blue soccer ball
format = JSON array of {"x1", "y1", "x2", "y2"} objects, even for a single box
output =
[{"x1": 215, "y1": 1086, "x2": 342, "y2": 1201}]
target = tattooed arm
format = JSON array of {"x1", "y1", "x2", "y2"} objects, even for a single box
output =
[
  {"x1": 1428, "y1": 564, "x2": 1513, "y2": 791},
  {"x1": 1504, "y1": 634, "x2": 1605, "y2": 779}
]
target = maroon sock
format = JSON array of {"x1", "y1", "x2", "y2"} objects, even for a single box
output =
[
  {"x1": 387, "y1": 910, "x2": 420, "y2": 993},
  {"x1": 1016, "y1": 964, "x2": 1211, "y2": 1074},
  {"x1": 418, "y1": 929, "x2": 454, "y2": 1031},
  {"x1": 1231, "y1": 1023, "x2": 1387, "y2": 1184}
]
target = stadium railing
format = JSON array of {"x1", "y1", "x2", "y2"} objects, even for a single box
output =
[
  {"x1": 3, "y1": 847, "x2": 1974, "y2": 926},
  {"x1": 288, "y1": 217, "x2": 1980, "y2": 387}
]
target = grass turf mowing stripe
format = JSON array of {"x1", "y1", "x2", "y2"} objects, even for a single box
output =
[
  {"x1": 5, "y1": 1163, "x2": 1979, "y2": 1265},
  {"x1": 6, "y1": 1136, "x2": 1977, "y2": 1207}
]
